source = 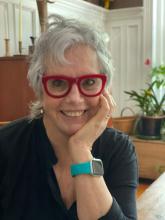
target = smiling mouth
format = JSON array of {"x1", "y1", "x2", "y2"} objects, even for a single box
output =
[{"x1": 61, "y1": 110, "x2": 86, "y2": 117}]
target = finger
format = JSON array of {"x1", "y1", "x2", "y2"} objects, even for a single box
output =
[
  {"x1": 109, "y1": 94, "x2": 116, "y2": 113},
  {"x1": 102, "y1": 90, "x2": 116, "y2": 115},
  {"x1": 96, "y1": 95, "x2": 112, "y2": 122},
  {"x1": 103, "y1": 90, "x2": 116, "y2": 109},
  {"x1": 70, "y1": 95, "x2": 111, "y2": 149}
]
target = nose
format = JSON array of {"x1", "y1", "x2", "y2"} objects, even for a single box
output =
[{"x1": 64, "y1": 83, "x2": 84, "y2": 103}]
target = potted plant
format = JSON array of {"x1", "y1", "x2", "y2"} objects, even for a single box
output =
[{"x1": 124, "y1": 64, "x2": 165, "y2": 139}]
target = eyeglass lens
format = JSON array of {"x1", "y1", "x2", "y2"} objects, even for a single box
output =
[
  {"x1": 80, "y1": 78, "x2": 102, "y2": 95},
  {"x1": 47, "y1": 79, "x2": 68, "y2": 96}
]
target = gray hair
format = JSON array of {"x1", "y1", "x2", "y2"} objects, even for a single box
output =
[{"x1": 27, "y1": 14, "x2": 114, "y2": 119}]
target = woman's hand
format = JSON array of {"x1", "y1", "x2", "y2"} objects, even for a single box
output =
[{"x1": 68, "y1": 90, "x2": 116, "y2": 162}]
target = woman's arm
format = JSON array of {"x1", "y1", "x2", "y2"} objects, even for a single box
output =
[
  {"x1": 99, "y1": 134, "x2": 138, "y2": 219},
  {"x1": 69, "y1": 135, "x2": 138, "y2": 220},
  {"x1": 74, "y1": 171, "x2": 113, "y2": 220},
  {"x1": 68, "y1": 92, "x2": 114, "y2": 219},
  {"x1": 68, "y1": 92, "x2": 138, "y2": 219}
]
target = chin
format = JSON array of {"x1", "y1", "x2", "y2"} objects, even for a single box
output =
[{"x1": 61, "y1": 123, "x2": 85, "y2": 137}]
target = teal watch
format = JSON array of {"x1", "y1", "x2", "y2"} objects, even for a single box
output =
[{"x1": 70, "y1": 158, "x2": 104, "y2": 177}]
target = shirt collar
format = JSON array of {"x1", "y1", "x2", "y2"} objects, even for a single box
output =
[{"x1": 38, "y1": 117, "x2": 57, "y2": 167}]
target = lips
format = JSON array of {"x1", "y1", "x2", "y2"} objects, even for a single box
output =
[{"x1": 61, "y1": 110, "x2": 86, "y2": 117}]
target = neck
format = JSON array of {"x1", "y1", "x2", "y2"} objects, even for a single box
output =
[{"x1": 43, "y1": 116, "x2": 73, "y2": 167}]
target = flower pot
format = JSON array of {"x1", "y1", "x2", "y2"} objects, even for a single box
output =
[
  {"x1": 111, "y1": 116, "x2": 137, "y2": 135},
  {"x1": 135, "y1": 115, "x2": 165, "y2": 140},
  {"x1": 109, "y1": 107, "x2": 137, "y2": 135}
]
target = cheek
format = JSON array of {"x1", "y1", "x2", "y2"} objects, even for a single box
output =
[
  {"x1": 89, "y1": 96, "x2": 100, "y2": 106},
  {"x1": 88, "y1": 96, "x2": 100, "y2": 113},
  {"x1": 42, "y1": 93, "x2": 60, "y2": 111}
]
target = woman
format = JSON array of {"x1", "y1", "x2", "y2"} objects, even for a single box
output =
[{"x1": 0, "y1": 14, "x2": 138, "y2": 219}]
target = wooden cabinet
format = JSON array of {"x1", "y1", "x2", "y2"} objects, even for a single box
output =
[
  {"x1": 0, "y1": 56, "x2": 35, "y2": 121},
  {"x1": 132, "y1": 137, "x2": 165, "y2": 180}
]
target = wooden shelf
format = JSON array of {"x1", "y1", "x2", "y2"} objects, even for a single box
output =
[{"x1": 0, "y1": 55, "x2": 27, "y2": 61}]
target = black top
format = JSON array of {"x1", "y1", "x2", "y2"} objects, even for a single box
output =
[{"x1": 0, "y1": 117, "x2": 138, "y2": 220}]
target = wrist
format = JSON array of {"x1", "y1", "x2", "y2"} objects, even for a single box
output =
[
  {"x1": 69, "y1": 139, "x2": 93, "y2": 163},
  {"x1": 70, "y1": 158, "x2": 104, "y2": 177},
  {"x1": 71, "y1": 148, "x2": 93, "y2": 164}
]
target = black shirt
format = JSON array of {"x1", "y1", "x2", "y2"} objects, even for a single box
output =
[{"x1": 0, "y1": 117, "x2": 138, "y2": 220}]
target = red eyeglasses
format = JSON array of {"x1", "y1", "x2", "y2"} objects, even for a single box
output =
[{"x1": 42, "y1": 74, "x2": 107, "y2": 98}]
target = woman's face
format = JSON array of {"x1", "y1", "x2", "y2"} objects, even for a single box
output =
[{"x1": 42, "y1": 45, "x2": 102, "y2": 137}]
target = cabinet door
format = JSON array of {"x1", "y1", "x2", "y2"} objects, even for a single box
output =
[
  {"x1": 133, "y1": 138, "x2": 165, "y2": 180},
  {"x1": 0, "y1": 57, "x2": 35, "y2": 121}
]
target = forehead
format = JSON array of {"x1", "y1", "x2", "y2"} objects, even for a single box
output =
[
  {"x1": 45, "y1": 45, "x2": 100, "y2": 75},
  {"x1": 65, "y1": 45, "x2": 97, "y2": 61}
]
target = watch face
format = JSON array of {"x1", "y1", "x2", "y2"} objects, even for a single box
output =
[{"x1": 92, "y1": 159, "x2": 104, "y2": 176}]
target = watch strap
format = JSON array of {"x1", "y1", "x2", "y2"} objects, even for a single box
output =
[{"x1": 70, "y1": 161, "x2": 91, "y2": 177}]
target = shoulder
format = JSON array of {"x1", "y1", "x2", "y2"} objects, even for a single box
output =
[
  {"x1": 102, "y1": 127, "x2": 129, "y2": 142},
  {"x1": 96, "y1": 128, "x2": 138, "y2": 187},
  {"x1": 0, "y1": 118, "x2": 42, "y2": 196},
  {"x1": 97, "y1": 127, "x2": 135, "y2": 155},
  {"x1": 93, "y1": 128, "x2": 137, "y2": 172},
  {"x1": 0, "y1": 117, "x2": 40, "y2": 158},
  {"x1": 0, "y1": 117, "x2": 41, "y2": 177},
  {"x1": 0, "y1": 117, "x2": 33, "y2": 143}
]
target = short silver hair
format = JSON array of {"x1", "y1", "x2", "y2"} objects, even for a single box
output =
[{"x1": 27, "y1": 14, "x2": 114, "y2": 119}]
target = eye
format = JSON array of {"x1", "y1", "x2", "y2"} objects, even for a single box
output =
[
  {"x1": 47, "y1": 79, "x2": 68, "y2": 92},
  {"x1": 50, "y1": 79, "x2": 66, "y2": 87},
  {"x1": 83, "y1": 78, "x2": 96, "y2": 87},
  {"x1": 81, "y1": 78, "x2": 102, "y2": 90}
]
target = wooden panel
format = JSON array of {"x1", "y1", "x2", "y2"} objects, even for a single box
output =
[
  {"x1": 133, "y1": 137, "x2": 165, "y2": 179},
  {"x1": 86, "y1": 0, "x2": 143, "y2": 8},
  {"x1": 110, "y1": 0, "x2": 143, "y2": 9},
  {"x1": 0, "y1": 56, "x2": 35, "y2": 121},
  {"x1": 84, "y1": 0, "x2": 100, "y2": 6}
]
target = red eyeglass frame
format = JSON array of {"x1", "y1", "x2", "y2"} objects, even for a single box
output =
[{"x1": 42, "y1": 74, "x2": 107, "y2": 98}]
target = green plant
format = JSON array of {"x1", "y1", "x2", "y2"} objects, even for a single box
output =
[{"x1": 125, "y1": 64, "x2": 165, "y2": 116}]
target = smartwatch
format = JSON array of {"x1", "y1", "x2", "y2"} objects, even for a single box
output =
[{"x1": 70, "y1": 158, "x2": 104, "y2": 177}]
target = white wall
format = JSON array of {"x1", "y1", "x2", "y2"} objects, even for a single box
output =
[{"x1": 0, "y1": 0, "x2": 153, "y2": 116}]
